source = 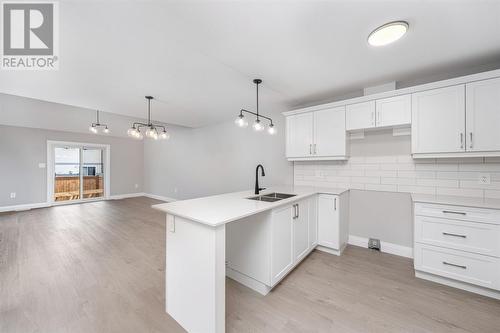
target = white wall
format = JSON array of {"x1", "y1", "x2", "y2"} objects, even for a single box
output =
[
  {"x1": 294, "y1": 130, "x2": 500, "y2": 247},
  {"x1": 0, "y1": 124, "x2": 144, "y2": 207},
  {"x1": 144, "y1": 116, "x2": 293, "y2": 200}
]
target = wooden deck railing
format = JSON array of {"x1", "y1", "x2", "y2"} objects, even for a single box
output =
[{"x1": 54, "y1": 176, "x2": 104, "y2": 201}]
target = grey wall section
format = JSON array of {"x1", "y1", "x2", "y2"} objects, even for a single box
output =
[
  {"x1": 144, "y1": 117, "x2": 293, "y2": 200},
  {"x1": 0, "y1": 124, "x2": 144, "y2": 206},
  {"x1": 348, "y1": 190, "x2": 413, "y2": 247}
]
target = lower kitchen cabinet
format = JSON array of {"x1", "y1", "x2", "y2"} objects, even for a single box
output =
[
  {"x1": 413, "y1": 202, "x2": 500, "y2": 299},
  {"x1": 271, "y1": 204, "x2": 295, "y2": 285},
  {"x1": 317, "y1": 193, "x2": 349, "y2": 256}
]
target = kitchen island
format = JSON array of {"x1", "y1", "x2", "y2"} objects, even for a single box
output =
[{"x1": 153, "y1": 186, "x2": 348, "y2": 333}]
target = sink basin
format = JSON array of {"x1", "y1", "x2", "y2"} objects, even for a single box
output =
[{"x1": 247, "y1": 192, "x2": 297, "y2": 202}]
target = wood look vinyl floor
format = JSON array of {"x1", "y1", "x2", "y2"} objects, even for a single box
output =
[{"x1": 1, "y1": 197, "x2": 499, "y2": 333}]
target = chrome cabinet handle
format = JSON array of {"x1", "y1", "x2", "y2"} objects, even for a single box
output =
[
  {"x1": 296, "y1": 204, "x2": 299, "y2": 218},
  {"x1": 309, "y1": 144, "x2": 312, "y2": 155},
  {"x1": 314, "y1": 144, "x2": 317, "y2": 155},
  {"x1": 371, "y1": 111, "x2": 375, "y2": 125},
  {"x1": 293, "y1": 204, "x2": 297, "y2": 219},
  {"x1": 443, "y1": 232, "x2": 467, "y2": 238},
  {"x1": 443, "y1": 261, "x2": 467, "y2": 269},
  {"x1": 460, "y1": 133, "x2": 464, "y2": 149},
  {"x1": 442, "y1": 210, "x2": 466, "y2": 216},
  {"x1": 377, "y1": 111, "x2": 380, "y2": 126},
  {"x1": 334, "y1": 197, "x2": 337, "y2": 210},
  {"x1": 469, "y1": 132, "x2": 473, "y2": 149}
]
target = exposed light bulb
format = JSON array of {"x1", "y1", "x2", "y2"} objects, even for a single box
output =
[
  {"x1": 103, "y1": 127, "x2": 110, "y2": 134},
  {"x1": 268, "y1": 124, "x2": 276, "y2": 135},
  {"x1": 160, "y1": 131, "x2": 170, "y2": 140},
  {"x1": 253, "y1": 119, "x2": 264, "y2": 131},
  {"x1": 235, "y1": 114, "x2": 248, "y2": 128},
  {"x1": 152, "y1": 130, "x2": 159, "y2": 140},
  {"x1": 89, "y1": 125, "x2": 98, "y2": 133},
  {"x1": 136, "y1": 130, "x2": 144, "y2": 140},
  {"x1": 127, "y1": 127, "x2": 137, "y2": 137}
]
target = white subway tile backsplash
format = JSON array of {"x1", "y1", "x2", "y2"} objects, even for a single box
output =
[
  {"x1": 398, "y1": 185, "x2": 436, "y2": 195},
  {"x1": 460, "y1": 180, "x2": 500, "y2": 190},
  {"x1": 436, "y1": 187, "x2": 484, "y2": 198},
  {"x1": 417, "y1": 178, "x2": 459, "y2": 188},
  {"x1": 294, "y1": 154, "x2": 500, "y2": 199},
  {"x1": 485, "y1": 190, "x2": 500, "y2": 199},
  {"x1": 365, "y1": 184, "x2": 398, "y2": 192},
  {"x1": 365, "y1": 170, "x2": 397, "y2": 177}
]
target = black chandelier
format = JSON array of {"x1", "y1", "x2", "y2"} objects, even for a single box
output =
[
  {"x1": 127, "y1": 96, "x2": 170, "y2": 140},
  {"x1": 89, "y1": 110, "x2": 110, "y2": 134},
  {"x1": 235, "y1": 79, "x2": 276, "y2": 135}
]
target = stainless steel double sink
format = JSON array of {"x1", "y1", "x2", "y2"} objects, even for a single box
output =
[{"x1": 247, "y1": 192, "x2": 297, "y2": 202}]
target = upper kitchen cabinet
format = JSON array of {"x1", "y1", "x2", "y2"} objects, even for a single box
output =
[
  {"x1": 466, "y1": 77, "x2": 500, "y2": 152},
  {"x1": 346, "y1": 101, "x2": 375, "y2": 130},
  {"x1": 375, "y1": 94, "x2": 411, "y2": 128},
  {"x1": 286, "y1": 112, "x2": 314, "y2": 158},
  {"x1": 286, "y1": 106, "x2": 348, "y2": 161},
  {"x1": 346, "y1": 96, "x2": 411, "y2": 131},
  {"x1": 411, "y1": 85, "x2": 466, "y2": 156}
]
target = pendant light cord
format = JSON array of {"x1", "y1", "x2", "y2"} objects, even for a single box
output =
[
  {"x1": 96, "y1": 110, "x2": 100, "y2": 125},
  {"x1": 256, "y1": 81, "x2": 259, "y2": 120}
]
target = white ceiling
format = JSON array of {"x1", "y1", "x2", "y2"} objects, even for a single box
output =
[{"x1": 1, "y1": 0, "x2": 499, "y2": 128}]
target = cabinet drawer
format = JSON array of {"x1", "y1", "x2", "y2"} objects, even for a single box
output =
[
  {"x1": 415, "y1": 203, "x2": 500, "y2": 225},
  {"x1": 414, "y1": 244, "x2": 500, "y2": 290},
  {"x1": 415, "y1": 216, "x2": 500, "y2": 257}
]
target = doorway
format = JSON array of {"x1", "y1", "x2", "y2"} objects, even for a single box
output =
[{"x1": 47, "y1": 141, "x2": 110, "y2": 204}]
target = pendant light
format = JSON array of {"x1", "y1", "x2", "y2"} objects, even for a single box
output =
[
  {"x1": 235, "y1": 79, "x2": 276, "y2": 135},
  {"x1": 89, "y1": 110, "x2": 110, "y2": 134},
  {"x1": 127, "y1": 96, "x2": 170, "y2": 140}
]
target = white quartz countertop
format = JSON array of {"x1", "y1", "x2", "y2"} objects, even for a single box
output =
[
  {"x1": 152, "y1": 186, "x2": 347, "y2": 227},
  {"x1": 411, "y1": 194, "x2": 500, "y2": 210}
]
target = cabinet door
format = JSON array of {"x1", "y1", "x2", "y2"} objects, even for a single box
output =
[
  {"x1": 271, "y1": 205, "x2": 294, "y2": 285},
  {"x1": 376, "y1": 94, "x2": 411, "y2": 127},
  {"x1": 346, "y1": 101, "x2": 375, "y2": 131},
  {"x1": 286, "y1": 113, "x2": 314, "y2": 157},
  {"x1": 313, "y1": 106, "x2": 346, "y2": 157},
  {"x1": 412, "y1": 85, "x2": 465, "y2": 154},
  {"x1": 466, "y1": 77, "x2": 500, "y2": 152},
  {"x1": 308, "y1": 195, "x2": 318, "y2": 247},
  {"x1": 293, "y1": 200, "x2": 310, "y2": 263},
  {"x1": 317, "y1": 194, "x2": 339, "y2": 250}
]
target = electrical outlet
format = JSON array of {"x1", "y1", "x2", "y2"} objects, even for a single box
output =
[
  {"x1": 10, "y1": 192, "x2": 16, "y2": 199},
  {"x1": 478, "y1": 173, "x2": 491, "y2": 185}
]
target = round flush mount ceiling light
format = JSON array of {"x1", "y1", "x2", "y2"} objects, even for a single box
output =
[{"x1": 368, "y1": 21, "x2": 408, "y2": 46}]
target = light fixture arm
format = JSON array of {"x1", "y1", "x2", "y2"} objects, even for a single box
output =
[{"x1": 240, "y1": 109, "x2": 273, "y2": 126}]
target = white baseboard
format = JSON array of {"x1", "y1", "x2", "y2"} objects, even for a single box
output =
[
  {"x1": 415, "y1": 271, "x2": 500, "y2": 300},
  {"x1": 226, "y1": 267, "x2": 271, "y2": 296},
  {"x1": 0, "y1": 192, "x2": 171, "y2": 213},
  {"x1": 109, "y1": 192, "x2": 145, "y2": 200},
  {"x1": 143, "y1": 193, "x2": 177, "y2": 202},
  {"x1": 0, "y1": 202, "x2": 50, "y2": 213},
  {"x1": 348, "y1": 235, "x2": 413, "y2": 259}
]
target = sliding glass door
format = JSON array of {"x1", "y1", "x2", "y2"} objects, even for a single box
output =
[
  {"x1": 50, "y1": 142, "x2": 109, "y2": 203},
  {"x1": 82, "y1": 148, "x2": 104, "y2": 199}
]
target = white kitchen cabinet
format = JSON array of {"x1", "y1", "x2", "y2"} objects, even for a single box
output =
[
  {"x1": 286, "y1": 107, "x2": 347, "y2": 161},
  {"x1": 286, "y1": 112, "x2": 313, "y2": 158},
  {"x1": 376, "y1": 94, "x2": 411, "y2": 128},
  {"x1": 413, "y1": 202, "x2": 500, "y2": 299},
  {"x1": 411, "y1": 85, "x2": 466, "y2": 155},
  {"x1": 346, "y1": 101, "x2": 375, "y2": 130},
  {"x1": 317, "y1": 193, "x2": 349, "y2": 255},
  {"x1": 466, "y1": 77, "x2": 500, "y2": 152},
  {"x1": 314, "y1": 106, "x2": 347, "y2": 157},
  {"x1": 271, "y1": 205, "x2": 294, "y2": 285},
  {"x1": 293, "y1": 199, "x2": 310, "y2": 263},
  {"x1": 308, "y1": 195, "x2": 318, "y2": 248}
]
